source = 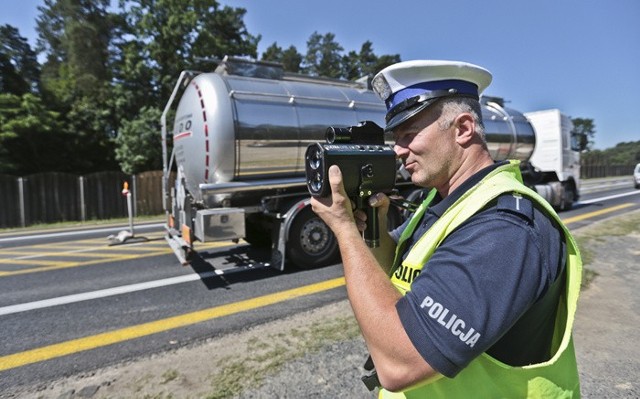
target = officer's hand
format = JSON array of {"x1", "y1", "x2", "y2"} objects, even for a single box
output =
[
  {"x1": 310, "y1": 165, "x2": 355, "y2": 232},
  {"x1": 354, "y1": 192, "x2": 391, "y2": 234}
]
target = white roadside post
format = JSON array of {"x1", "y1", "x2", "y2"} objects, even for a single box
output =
[{"x1": 107, "y1": 181, "x2": 147, "y2": 245}]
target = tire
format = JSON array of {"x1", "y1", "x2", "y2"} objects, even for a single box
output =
[
  {"x1": 286, "y1": 207, "x2": 339, "y2": 269},
  {"x1": 559, "y1": 183, "x2": 576, "y2": 211}
]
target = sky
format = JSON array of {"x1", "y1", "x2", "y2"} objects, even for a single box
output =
[{"x1": 2, "y1": 0, "x2": 639, "y2": 150}]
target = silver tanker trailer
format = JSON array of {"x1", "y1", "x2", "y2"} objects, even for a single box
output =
[{"x1": 161, "y1": 56, "x2": 583, "y2": 270}]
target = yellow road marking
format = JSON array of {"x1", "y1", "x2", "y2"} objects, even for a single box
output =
[
  {"x1": 561, "y1": 203, "x2": 635, "y2": 224},
  {"x1": 0, "y1": 251, "x2": 171, "y2": 277},
  {"x1": 37, "y1": 239, "x2": 108, "y2": 246},
  {"x1": 0, "y1": 277, "x2": 346, "y2": 372},
  {"x1": 0, "y1": 250, "x2": 131, "y2": 259},
  {"x1": 0, "y1": 241, "x2": 238, "y2": 277},
  {"x1": 0, "y1": 258, "x2": 68, "y2": 266}
]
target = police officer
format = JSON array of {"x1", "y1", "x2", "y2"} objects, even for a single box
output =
[{"x1": 310, "y1": 60, "x2": 582, "y2": 397}]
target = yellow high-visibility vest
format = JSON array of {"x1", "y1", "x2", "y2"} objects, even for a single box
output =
[{"x1": 382, "y1": 161, "x2": 582, "y2": 398}]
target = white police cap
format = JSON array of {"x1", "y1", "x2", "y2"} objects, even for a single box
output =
[{"x1": 371, "y1": 60, "x2": 492, "y2": 131}]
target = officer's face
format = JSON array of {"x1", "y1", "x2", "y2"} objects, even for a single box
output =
[{"x1": 392, "y1": 107, "x2": 458, "y2": 189}]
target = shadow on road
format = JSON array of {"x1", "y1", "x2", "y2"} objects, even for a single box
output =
[{"x1": 188, "y1": 245, "x2": 283, "y2": 290}]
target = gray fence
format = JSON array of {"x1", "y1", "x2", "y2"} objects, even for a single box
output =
[
  {"x1": 0, "y1": 171, "x2": 171, "y2": 228},
  {"x1": 580, "y1": 161, "x2": 637, "y2": 179}
]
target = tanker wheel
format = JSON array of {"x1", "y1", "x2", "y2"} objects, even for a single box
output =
[{"x1": 287, "y1": 207, "x2": 339, "y2": 269}]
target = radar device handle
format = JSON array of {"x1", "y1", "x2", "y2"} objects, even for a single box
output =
[{"x1": 363, "y1": 205, "x2": 379, "y2": 248}]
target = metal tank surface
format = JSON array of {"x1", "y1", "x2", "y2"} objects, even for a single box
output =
[
  {"x1": 171, "y1": 61, "x2": 386, "y2": 203},
  {"x1": 172, "y1": 65, "x2": 535, "y2": 204},
  {"x1": 481, "y1": 97, "x2": 536, "y2": 163}
]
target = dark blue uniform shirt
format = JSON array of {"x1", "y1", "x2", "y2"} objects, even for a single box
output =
[{"x1": 391, "y1": 162, "x2": 566, "y2": 377}]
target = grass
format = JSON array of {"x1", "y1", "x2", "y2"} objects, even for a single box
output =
[
  {"x1": 204, "y1": 315, "x2": 361, "y2": 399},
  {"x1": 161, "y1": 369, "x2": 180, "y2": 384},
  {"x1": 573, "y1": 209, "x2": 640, "y2": 288}
]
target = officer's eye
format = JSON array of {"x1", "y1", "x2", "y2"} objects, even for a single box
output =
[{"x1": 394, "y1": 132, "x2": 417, "y2": 146}]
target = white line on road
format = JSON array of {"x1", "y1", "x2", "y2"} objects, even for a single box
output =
[
  {"x1": 0, "y1": 223, "x2": 164, "y2": 243},
  {"x1": 0, "y1": 271, "x2": 221, "y2": 316},
  {"x1": 576, "y1": 190, "x2": 640, "y2": 205}
]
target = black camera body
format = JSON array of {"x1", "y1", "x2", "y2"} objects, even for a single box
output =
[{"x1": 305, "y1": 121, "x2": 397, "y2": 247}]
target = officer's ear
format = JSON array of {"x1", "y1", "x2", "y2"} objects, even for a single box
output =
[{"x1": 453, "y1": 113, "x2": 476, "y2": 145}]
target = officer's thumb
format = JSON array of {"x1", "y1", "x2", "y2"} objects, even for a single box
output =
[{"x1": 328, "y1": 165, "x2": 345, "y2": 194}]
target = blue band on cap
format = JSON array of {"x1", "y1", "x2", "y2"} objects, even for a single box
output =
[{"x1": 385, "y1": 79, "x2": 479, "y2": 110}]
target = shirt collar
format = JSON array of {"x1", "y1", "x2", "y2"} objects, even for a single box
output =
[{"x1": 428, "y1": 161, "x2": 508, "y2": 217}]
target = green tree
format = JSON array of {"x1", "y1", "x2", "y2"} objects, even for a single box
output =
[
  {"x1": 304, "y1": 32, "x2": 344, "y2": 78},
  {"x1": 342, "y1": 41, "x2": 377, "y2": 80},
  {"x1": 606, "y1": 141, "x2": 640, "y2": 164},
  {"x1": 120, "y1": 0, "x2": 259, "y2": 104},
  {"x1": 36, "y1": 0, "x2": 118, "y2": 173},
  {"x1": 300, "y1": 34, "x2": 400, "y2": 80},
  {"x1": 571, "y1": 118, "x2": 596, "y2": 152},
  {"x1": 581, "y1": 140, "x2": 640, "y2": 177},
  {"x1": 115, "y1": 106, "x2": 163, "y2": 174},
  {"x1": 341, "y1": 50, "x2": 361, "y2": 81},
  {"x1": 112, "y1": 0, "x2": 260, "y2": 173},
  {"x1": 37, "y1": 0, "x2": 112, "y2": 102},
  {"x1": 261, "y1": 42, "x2": 283, "y2": 63},
  {"x1": 0, "y1": 93, "x2": 66, "y2": 174},
  {"x1": 281, "y1": 45, "x2": 303, "y2": 73},
  {"x1": 367, "y1": 54, "x2": 402, "y2": 76},
  {"x1": 0, "y1": 25, "x2": 40, "y2": 95},
  {"x1": 261, "y1": 43, "x2": 302, "y2": 73}
]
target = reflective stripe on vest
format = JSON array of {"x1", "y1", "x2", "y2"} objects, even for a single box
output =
[{"x1": 382, "y1": 160, "x2": 582, "y2": 398}]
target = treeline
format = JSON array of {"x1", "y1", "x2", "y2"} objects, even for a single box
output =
[
  {"x1": 0, "y1": 0, "x2": 400, "y2": 177},
  {"x1": 582, "y1": 141, "x2": 640, "y2": 166}
]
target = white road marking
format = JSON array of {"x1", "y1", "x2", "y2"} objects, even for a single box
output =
[
  {"x1": 576, "y1": 190, "x2": 640, "y2": 205},
  {"x1": 0, "y1": 262, "x2": 271, "y2": 316}
]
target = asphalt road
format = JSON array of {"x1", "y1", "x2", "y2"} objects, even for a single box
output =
[{"x1": 1, "y1": 181, "x2": 639, "y2": 394}]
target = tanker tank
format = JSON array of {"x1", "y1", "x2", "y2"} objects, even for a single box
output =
[
  {"x1": 481, "y1": 96, "x2": 536, "y2": 162},
  {"x1": 171, "y1": 60, "x2": 387, "y2": 203},
  {"x1": 171, "y1": 62, "x2": 535, "y2": 205}
]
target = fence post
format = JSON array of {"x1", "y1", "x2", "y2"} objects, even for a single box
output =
[
  {"x1": 79, "y1": 176, "x2": 86, "y2": 222},
  {"x1": 17, "y1": 177, "x2": 26, "y2": 227},
  {"x1": 132, "y1": 174, "x2": 137, "y2": 218}
]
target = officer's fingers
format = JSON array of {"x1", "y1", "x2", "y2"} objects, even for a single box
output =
[
  {"x1": 368, "y1": 193, "x2": 390, "y2": 222},
  {"x1": 353, "y1": 209, "x2": 367, "y2": 232},
  {"x1": 369, "y1": 193, "x2": 391, "y2": 214},
  {"x1": 328, "y1": 165, "x2": 348, "y2": 199},
  {"x1": 368, "y1": 192, "x2": 390, "y2": 208},
  {"x1": 353, "y1": 209, "x2": 367, "y2": 222}
]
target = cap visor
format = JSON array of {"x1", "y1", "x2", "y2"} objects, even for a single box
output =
[{"x1": 384, "y1": 101, "x2": 433, "y2": 132}]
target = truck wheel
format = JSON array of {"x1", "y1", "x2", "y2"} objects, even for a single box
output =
[
  {"x1": 559, "y1": 183, "x2": 576, "y2": 211},
  {"x1": 287, "y1": 207, "x2": 339, "y2": 269}
]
